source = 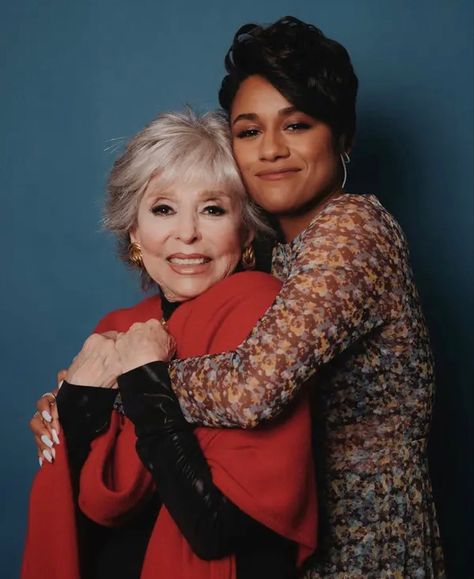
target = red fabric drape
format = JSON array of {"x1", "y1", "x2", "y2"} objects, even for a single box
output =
[{"x1": 22, "y1": 271, "x2": 317, "y2": 579}]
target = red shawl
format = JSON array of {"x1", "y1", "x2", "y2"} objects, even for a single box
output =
[{"x1": 22, "y1": 271, "x2": 317, "y2": 579}]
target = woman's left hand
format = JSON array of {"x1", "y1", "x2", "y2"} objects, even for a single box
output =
[{"x1": 115, "y1": 319, "x2": 176, "y2": 374}]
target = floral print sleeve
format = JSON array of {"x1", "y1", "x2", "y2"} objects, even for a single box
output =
[{"x1": 169, "y1": 194, "x2": 400, "y2": 427}]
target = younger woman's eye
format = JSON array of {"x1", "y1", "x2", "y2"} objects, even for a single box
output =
[
  {"x1": 202, "y1": 205, "x2": 226, "y2": 216},
  {"x1": 285, "y1": 122, "x2": 312, "y2": 131},
  {"x1": 235, "y1": 128, "x2": 260, "y2": 139},
  {"x1": 151, "y1": 204, "x2": 174, "y2": 216}
]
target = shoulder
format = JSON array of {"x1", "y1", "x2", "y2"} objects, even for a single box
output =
[
  {"x1": 201, "y1": 270, "x2": 281, "y2": 308},
  {"x1": 93, "y1": 294, "x2": 162, "y2": 333},
  {"x1": 300, "y1": 194, "x2": 407, "y2": 266},
  {"x1": 310, "y1": 194, "x2": 403, "y2": 240},
  {"x1": 170, "y1": 272, "x2": 281, "y2": 355}
]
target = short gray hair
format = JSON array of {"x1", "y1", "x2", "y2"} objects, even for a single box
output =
[{"x1": 103, "y1": 108, "x2": 271, "y2": 285}]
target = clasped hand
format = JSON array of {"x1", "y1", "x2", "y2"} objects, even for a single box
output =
[
  {"x1": 31, "y1": 319, "x2": 175, "y2": 465},
  {"x1": 67, "y1": 319, "x2": 176, "y2": 388}
]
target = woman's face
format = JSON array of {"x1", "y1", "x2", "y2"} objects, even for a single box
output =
[
  {"x1": 130, "y1": 176, "x2": 248, "y2": 302},
  {"x1": 230, "y1": 75, "x2": 343, "y2": 238}
]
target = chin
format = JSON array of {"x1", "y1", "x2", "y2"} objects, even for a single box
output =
[{"x1": 166, "y1": 283, "x2": 211, "y2": 302}]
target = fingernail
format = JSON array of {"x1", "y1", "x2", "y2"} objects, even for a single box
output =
[
  {"x1": 41, "y1": 434, "x2": 53, "y2": 448},
  {"x1": 39, "y1": 457, "x2": 43, "y2": 468},
  {"x1": 42, "y1": 449, "x2": 53, "y2": 463},
  {"x1": 42, "y1": 410, "x2": 52, "y2": 423},
  {"x1": 51, "y1": 428, "x2": 60, "y2": 445},
  {"x1": 51, "y1": 447, "x2": 56, "y2": 460}
]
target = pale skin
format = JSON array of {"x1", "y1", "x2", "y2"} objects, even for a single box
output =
[{"x1": 31, "y1": 176, "x2": 247, "y2": 464}]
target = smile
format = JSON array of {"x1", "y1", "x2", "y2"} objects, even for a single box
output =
[
  {"x1": 168, "y1": 257, "x2": 210, "y2": 265},
  {"x1": 255, "y1": 168, "x2": 300, "y2": 181},
  {"x1": 167, "y1": 254, "x2": 212, "y2": 275}
]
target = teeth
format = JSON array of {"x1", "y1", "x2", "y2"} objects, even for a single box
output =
[{"x1": 169, "y1": 257, "x2": 208, "y2": 265}]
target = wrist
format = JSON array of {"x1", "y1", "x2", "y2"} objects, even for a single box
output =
[{"x1": 120, "y1": 354, "x2": 163, "y2": 375}]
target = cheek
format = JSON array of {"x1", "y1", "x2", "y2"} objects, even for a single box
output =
[
  {"x1": 214, "y1": 228, "x2": 243, "y2": 266},
  {"x1": 232, "y1": 141, "x2": 252, "y2": 172}
]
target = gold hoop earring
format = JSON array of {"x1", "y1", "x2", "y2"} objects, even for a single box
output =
[
  {"x1": 128, "y1": 242, "x2": 143, "y2": 267},
  {"x1": 241, "y1": 245, "x2": 256, "y2": 270}
]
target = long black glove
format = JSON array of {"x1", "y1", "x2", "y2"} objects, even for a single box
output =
[
  {"x1": 57, "y1": 383, "x2": 160, "y2": 579},
  {"x1": 118, "y1": 361, "x2": 295, "y2": 565},
  {"x1": 56, "y1": 382, "x2": 117, "y2": 487}
]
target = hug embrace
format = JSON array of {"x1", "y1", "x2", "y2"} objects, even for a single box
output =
[{"x1": 23, "y1": 16, "x2": 445, "y2": 579}]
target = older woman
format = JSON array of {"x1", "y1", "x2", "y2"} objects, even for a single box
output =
[
  {"x1": 110, "y1": 17, "x2": 444, "y2": 578},
  {"x1": 22, "y1": 109, "x2": 316, "y2": 579}
]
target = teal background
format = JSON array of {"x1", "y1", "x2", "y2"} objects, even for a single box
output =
[{"x1": 1, "y1": 1, "x2": 472, "y2": 576}]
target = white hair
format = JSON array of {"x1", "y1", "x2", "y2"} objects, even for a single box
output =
[{"x1": 103, "y1": 108, "x2": 271, "y2": 285}]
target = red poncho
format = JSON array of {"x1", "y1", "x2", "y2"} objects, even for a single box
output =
[{"x1": 22, "y1": 271, "x2": 317, "y2": 579}]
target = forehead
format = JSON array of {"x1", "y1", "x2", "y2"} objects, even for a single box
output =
[
  {"x1": 231, "y1": 75, "x2": 292, "y2": 115},
  {"x1": 143, "y1": 174, "x2": 236, "y2": 201}
]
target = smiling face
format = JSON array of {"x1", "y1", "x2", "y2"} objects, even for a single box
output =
[
  {"x1": 230, "y1": 75, "x2": 344, "y2": 239},
  {"x1": 130, "y1": 176, "x2": 248, "y2": 302}
]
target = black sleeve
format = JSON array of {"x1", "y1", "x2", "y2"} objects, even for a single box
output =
[
  {"x1": 118, "y1": 362, "x2": 296, "y2": 563},
  {"x1": 55, "y1": 383, "x2": 118, "y2": 576},
  {"x1": 56, "y1": 382, "x2": 117, "y2": 483}
]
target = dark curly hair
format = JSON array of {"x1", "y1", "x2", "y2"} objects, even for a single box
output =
[{"x1": 219, "y1": 16, "x2": 358, "y2": 147}]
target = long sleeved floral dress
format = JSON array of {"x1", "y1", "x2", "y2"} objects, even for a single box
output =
[{"x1": 169, "y1": 193, "x2": 445, "y2": 578}]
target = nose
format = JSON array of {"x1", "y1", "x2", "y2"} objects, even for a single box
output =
[
  {"x1": 175, "y1": 211, "x2": 200, "y2": 244},
  {"x1": 259, "y1": 128, "x2": 290, "y2": 161}
]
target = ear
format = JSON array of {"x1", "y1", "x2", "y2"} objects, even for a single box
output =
[
  {"x1": 338, "y1": 134, "x2": 353, "y2": 155},
  {"x1": 129, "y1": 226, "x2": 140, "y2": 245},
  {"x1": 242, "y1": 227, "x2": 255, "y2": 248}
]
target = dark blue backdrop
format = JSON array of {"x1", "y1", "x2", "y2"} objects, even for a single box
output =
[{"x1": 1, "y1": 1, "x2": 472, "y2": 577}]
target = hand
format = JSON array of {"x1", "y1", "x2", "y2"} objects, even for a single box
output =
[
  {"x1": 30, "y1": 370, "x2": 65, "y2": 466},
  {"x1": 66, "y1": 331, "x2": 122, "y2": 388},
  {"x1": 115, "y1": 320, "x2": 176, "y2": 374}
]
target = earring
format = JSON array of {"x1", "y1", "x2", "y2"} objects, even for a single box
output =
[
  {"x1": 128, "y1": 242, "x2": 143, "y2": 267},
  {"x1": 241, "y1": 245, "x2": 256, "y2": 270},
  {"x1": 340, "y1": 152, "x2": 351, "y2": 189}
]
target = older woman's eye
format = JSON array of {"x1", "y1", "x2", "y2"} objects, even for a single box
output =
[
  {"x1": 235, "y1": 128, "x2": 260, "y2": 139},
  {"x1": 151, "y1": 204, "x2": 174, "y2": 216},
  {"x1": 202, "y1": 205, "x2": 226, "y2": 216}
]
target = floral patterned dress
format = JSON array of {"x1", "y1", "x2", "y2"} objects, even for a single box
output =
[{"x1": 169, "y1": 194, "x2": 445, "y2": 578}]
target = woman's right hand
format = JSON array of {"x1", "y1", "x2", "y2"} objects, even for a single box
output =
[{"x1": 30, "y1": 370, "x2": 66, "y2": 466}]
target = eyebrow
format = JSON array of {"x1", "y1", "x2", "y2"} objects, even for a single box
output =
[
  {"x1": 198, "y1": 190, "x2": 233, "y2": 201},
  {"x1": 147, "y1": 190, "x2": 232, "y2": 202},
  {"x1": 232, "y1": 106, "x2": 298, "y2": 125}
]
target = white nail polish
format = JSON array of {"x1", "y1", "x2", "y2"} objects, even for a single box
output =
[
  {"x1": 43, "y1": 449, "x2": 53, "y2": 463},
  {"x1": 51, "y1": 428, "x2": 60, "y2": 445},
  {"x1": 42, "y1": 410, "x2": 52, "y2": 423},
  {"x1": 41, "y1": 434, "x2": 53, "y2": 448},
  {"x1": 39, "y1": 457, "x2": 43, "y2": 467},
  {"x1": 51, "y1": 447, "x2": 56, "y2": 460}
]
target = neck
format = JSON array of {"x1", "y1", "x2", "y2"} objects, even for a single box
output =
[{"x1": 279, "y1": 188, "x2": 344, "y2": 242}]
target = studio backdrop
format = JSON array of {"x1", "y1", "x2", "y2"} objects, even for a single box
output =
[{"x1": 1, "y1": 1, "x2": 472, "y2": 577}]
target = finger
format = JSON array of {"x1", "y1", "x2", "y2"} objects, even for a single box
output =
[
  {"x1": 48, "y1": 385, "x2": 61, "y2": 436},
  {"x1": 57, "y1": 369, "x2": 67, "y2": 388},
  {"x1": 35, "y1": 392, "x2": 59, "y2": 437},
  {"x1": 49, "y1": 400, "x2": 60, "y2": 439},
  {"x1": 31, "y1": 415, "x2": 55, "y2": 449},
  {"x1": 101, "y1": 330, "x2": 118, "y2": 340},
  {"x1": 36, "y1": 438, "x2": 45, "y2": 468},
  {"x1": 34, "y1": 432, "x2": 54, "y2": 464}
]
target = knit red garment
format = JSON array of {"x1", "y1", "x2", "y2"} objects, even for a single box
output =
[{"x1": 22, "y1": 271, "x2": 317, "y2": 579}]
